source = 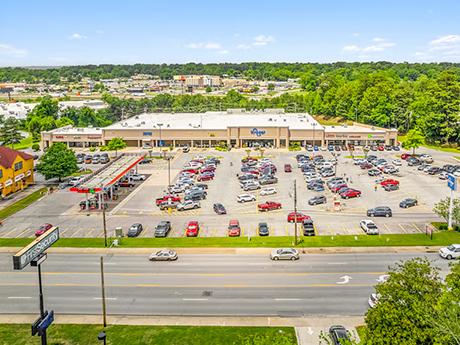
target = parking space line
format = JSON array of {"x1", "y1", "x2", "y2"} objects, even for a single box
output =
[
  {"x1": 384, "y1": 224, "x2": 393, "y2": 234},
  {"x1": 139, "y1": 211, "x2": 143, "y2": 214},
  {"x1": 256, "y1": 226, "x2": 259, "y2": 236},
  {"x1": 198, "y1": 227, "x2": 202, "y2": 237},
  {"x1": 70, "y1": 228, "x2": 82, "y2": 238},
  {"x1": 1, "y1": 228, "x2": 18, "y2": 238},
  {"x1": 183, "y1": 229, "x2": 187, "y2": 237},
  {"x1": 271, "y1": 226, "x2": 274, "y2": 237},
  {"x1": 169, "y1": 228, "x2": 175, "y2": 237},
  {"x1": 140, "y1": 227, "x2": 148, "y2": 238},
  {"x1": 15, "y1": 228, "x2": 30, "y2": 238},
  {"x1": 412, "y1": 223, "x2": 423, "y2": 233},
  {"x1": 29, "y1": 233, "x2": 35, "y2": 238},
  {"x1": 342, "y1": 225, "x2": 348, "y2": 235},
  {"x1": 84, "y1": 228, "x2": 95, "y2": 238},
  {"x1": 327, "y1": 225, "x2": 333, "y2": 236},
  {"x1": 398, "y1": 224, "x2": 408, "y2": 234},
  {"x1": 314, "y1": 225, "x2": 318, "y2": 236},
  {"x1": 285, "y1": 226, "x2": 288, "y2": 236},
  {"x1": 242, "y1": 227, "x2": 245, "y2": 236},
  {"x1": 61, "y1": 228, "x2": 69, "y2": 236},
  {"x1": 212, "y1": 227, "x2": 216, "y2": 237},
  {"x1": 356, "y1": 224, "x2": 364, "y2": 235}
]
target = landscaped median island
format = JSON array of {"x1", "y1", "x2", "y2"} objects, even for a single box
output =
[
  {"x1": 0, "y1": 324, "x2": 296, "y2": 345},
  {"x1": 0, "y1": 187, "x2": 49, "y2": 220},
  {"x1": 1, "y1": 231, "x2": 459, "y2": 248}
]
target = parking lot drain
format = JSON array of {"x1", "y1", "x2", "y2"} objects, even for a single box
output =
[{"x1": 202, "y1": 291, "x2": 213, "y2": 297}]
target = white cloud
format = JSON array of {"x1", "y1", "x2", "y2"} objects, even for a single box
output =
[
  {"x1": 254, "y1": 35, "x2": 275, "y2": 43},
  {"x1": 69, "y1": 33, "x2": 86, "y2": 39},
  {"x1": 217, "y1": 50, "x2": 229, "y2": 54},
  {"x1": 186, "y1": 43, "x2": 203, "y2": 49},
  {"x1": 342, "y1": 45, "x2": 360, "y2": 52},
  {"x1": 430, "y1": 35, "x2": 460, "y2": 45},
  {"x1": 362, "y1": 45, "x2": 385, "y2": 52},
  {"x1": 237, "y1": 44, "x2": 251, "y2": 50},
  {"x1": 253, "y1": 42, "x2": 267, "y2": 46},
  {"x1": 204, "y1": 43, "x2": 221, "y2": 49},
  {"x1": 372, "y1": 37, "x2": 386, "y2": 42},
  {"x1": 379, "y1": 42, "x2": 396, "y2": 48},
  {"x1": 0, "y1": 44, "x2": 28, "y2": 57},
  {"x1": 234, "y1": 34, "x2": 239, "y2": 37}
]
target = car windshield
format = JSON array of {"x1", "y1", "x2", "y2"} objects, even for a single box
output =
[
  {"x1": 447, "y1": 245, "x2": 456, "y2": 251},
  {"x1": 39, "y1": 225, "x2": 47, "y2": 230},
  {"x1": 188, "y1": 226, "x2": 196, "y2": 230},
  {"x1": 368, "y1": 224, "x2": 377, "y2": 229}
]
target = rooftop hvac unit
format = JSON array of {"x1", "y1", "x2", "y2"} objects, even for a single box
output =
[
  {"x1": 141, "y1": 121, "x2": 145, "y2": 124},
  {"x1": 371, "y1": 126, "x2": 375, "y2": 130},
  {"x1": 331, "y1": 126, "x2": 335, "y2": 128},
  {"x1": 135, "y1": 115, "x2": 139, "y2": 119},
  {"x1": 300, "y1": 119, "x2": 304, "y2": 122},
  {"x1": 284, "y1": 119, "x2": 287, "y2": 122},
  {"x1": 135, "y1": 123, "x2": 141, "y2": 127},
  {"x1": 167, "y1": 124, "x2": 170, "y2": 128},
  {"x1": 268, "y1": 118, "x2": 272, "y2": 121},
  {"x1": 189, "y1": 123, "x2": 192, "y2": 127}
]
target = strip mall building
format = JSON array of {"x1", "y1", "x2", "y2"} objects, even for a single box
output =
[{"x1": 41, "y1": 109, "x2": 398, "y2": 149}]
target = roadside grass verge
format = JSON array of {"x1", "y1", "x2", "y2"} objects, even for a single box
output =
[
  {"x1": 1, "y1": 231, "x2": 459, "y2": 248},
  {"x1": 454, "y1": 156, "x2": 460, "y2": 160},
  {"x1": 71, "y1": 169, "x2": 92, "y2": 177},
  {"x1": 0, "y1": 324, "x2": 296, "y2": 345},
  {"x1": 7, "y1": 136, "x2": 34, "y2": 150},
  {"x1": 0, "y1": 187, "x2": 48, "y2": 221},
  {"x1": 400, "y1": 134, "x2": 460, "y2": 154}
]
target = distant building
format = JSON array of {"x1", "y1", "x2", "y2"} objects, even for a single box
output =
[
  {"x1": 0, "y1": 146, "x2": 34, "y2": 197},
  {"x1": 173, "y1": 75, "x2": 222, "y2": 88}
]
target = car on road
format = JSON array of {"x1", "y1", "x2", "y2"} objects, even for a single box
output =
[
  {"x1": 228, "y1": 220, "x2": 241, "y2": 237},
  {"x1": 439, "y1": 244, "x2": 460, "y2": 260},
  {"x1": 156, "y1": 195, "x2": 181, "y2": 206},
  {"x1": 258, "y1": 201, "x2": 282, "y2": 212},
  {"x1": 399, "y1": 198, "x2": 418, "y2": 208},
  {"x1": 237, "y1": 193, "x2": 256, "y2": 203},
  {"x1": 301, "y1": 219, "x2": 315, "y2": 236},
  {"x1": 127, "y1": 223, "x2": 143, "y2": 237},
  {"x1": 213, "y1": 203, "x2": 227, "y2": 214},
  {"x1": 287, "y1": 212, "x2": 309, "y2": 223},
  {"x1": 360, "y1": 219, "x2": 379, "y2": 235},
  {"x1": 186, "y1": 221, "x2": 200, "y2": 237},
  {"x1": 329, "y1": 325, "x2": 350, "y2": 345},
  {"x1": 154, "y1": 221, "x2": 172, "y2": 237},
  {"x1": 260, "y1": 187, "x2": 277, "y2": 196},
  {"x1": 368, "y1": 169, "x2": 381, "y2": 176},
  {"x1": 270, "y1": 248, "x2": 299, "y2": 261},
  {"x1": 368, "y1": 293, "x2": 381, "y2": 308},
  {"x1": 380, "y1": 179, "x2": 399, "y2": 187},
  {"x1": 258, "y1": 222, "x2": 269, "y2": 236},
  {"x1": 149, "y1": 250, "x2": 178, "y2": 261},
  {"x1": 308, "y1": 195, "x2": 327, "y2": 205},
  {"x1": 177, "y1": 200, "x2": 201, "y2": 211},
  {"x1": 383, "y1": 183, "x2": 399, "y2": 191},
  {"x1": 367, "y1": 206, "x2": 392, "y2": 217},
  {"x1": 139, "y1": 158, "x2": 153, "y2": 164},
  {"x1": 35, "y1": 223, "x2": 53, "y2": 237},
  {"x1": 339, "y1": 188, "x2": 361, "y2": 199},
  {"x1": 284, "y1": 164, "x2": 292, "y2": 172}
]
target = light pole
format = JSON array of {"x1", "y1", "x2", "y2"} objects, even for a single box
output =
[
  {"x1": 165, "y1": 155, "x2": 172, "y2": 194},
  {"x1": 200, "y1": 114, "x2": 203, "y2": 149},
  {"x1": 312, "y1": 122, "x2": 316, "y2": 148},
  {"x1": 157, "y1": 123, "x2": 163, "y2": 156}
]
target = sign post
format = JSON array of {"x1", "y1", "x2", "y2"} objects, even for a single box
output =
[{"x1": 447, "y1": 174, "x2": 457, "y2": 230}]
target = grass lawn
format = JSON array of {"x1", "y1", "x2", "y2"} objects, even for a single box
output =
[
  {"x1": 7, "y1": 136, "x2": 34, "y2": 151},
  {"x1": 0, "y1": 324, "x2": 297, "y2": 345},
  {"x1": 71, "y1": 169, "x2": 92, "y2": 177},
  {"x1": 399, "y1": 134, "x2": 460, "y2": 154},
  {"x1": 454, "y1": 157, "x2": 460, "y2": 160},
  {"x1": 0, "y1": 187, "x2": 49, "y2": 221},
  {"x1": 1, "y1": 231, "x2": 459, "y2": 248},
  {"x1": 267, "y1": 91, "x2": 277, "y2": 96}
]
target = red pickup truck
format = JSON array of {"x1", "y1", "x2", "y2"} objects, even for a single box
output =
[
  {"x1": 156, "y1": 195, "x2": 181, "y2": 206},
  {"x1": 258, "y1": 201, "x2": 282, "y2": 212}
]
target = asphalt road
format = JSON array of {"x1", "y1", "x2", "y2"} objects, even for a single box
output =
[{"x1": 0, "y1": 252, "x2": 450, "y2": 316}]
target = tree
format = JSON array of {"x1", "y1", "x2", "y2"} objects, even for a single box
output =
[
  {"x1": 268, "y1": 83, "x2": 275, "y2": 91},
  {"x1": 0, "y1": 118, "x2": 23, "y2": 149},
  {"x1": 403, "y1": 128, "x2": 424, "y2": 154},
  {"x1": 433, "y1": 197, "x2": 460, "y2": 225},
  {"x1": 205, "y1": 86, "x2": 211, "y2": 93},
  {"x1": 107, "y1": 137, "x2": 126, "y2": 156},
  {"x1": 253, "y1": 86, "x2": 260, "y2": 92},
  {"x1": 363, "y1": 257, "x2": 445, "y2": 345},
  {"x1": 35, "y1": 142, "x2": 78, "y2": 181}
]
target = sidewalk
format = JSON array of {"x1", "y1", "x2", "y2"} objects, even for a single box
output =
[{"x1": 0, "y1": 184, "x2": 46, "y2": 211}]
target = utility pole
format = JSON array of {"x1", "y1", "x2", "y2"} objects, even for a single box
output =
[
  {"x1": 100, "y1": 256, "x2": 107, "y2": 327},
  {"x1": 102, "y1": 201, "x2": 107, "y2": 247},
  {"x1": 294, "y1": 179, "x2": 298, "y2": 245}
]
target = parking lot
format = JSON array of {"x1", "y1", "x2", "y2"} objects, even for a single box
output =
[{"x1": 0, "y1": 146, "x2": 457, "y2": 239}]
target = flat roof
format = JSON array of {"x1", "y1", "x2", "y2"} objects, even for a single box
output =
[
  {"x1": 324, "y1": 126, "x2": 386, "y2": 134},
  {"x1": 44, "y1": 125, "x2": 102, "y2": 135},
  {"x1": 105, "y1": 111, "x2": 321, "y2": 130}
]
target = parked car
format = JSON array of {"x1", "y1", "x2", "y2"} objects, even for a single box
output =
[
  {"x1": 258, "y1": 222, "x2": 269, "y2": 236},
  {"x1": 127, "y1": 223, "x2": 143, "y2": 237},
  {"x1": 270, "y1": 248, "x2": 299, "y2": 261},
  {"x1": 228, "y1": 220, "x2": 241, "y2": 237},
  {"x1": 368, "y1": 169, "x2": 381, "y2": 176},
  {"x1": 182, "y1": 146, "x2": 190, "y2": 153},
  {"x1": 131, "y1": 174, "x2": 146, "y2": 181},
  {"x1": 439, "y1": 244, "x2": 460, "y2": 260},
  {"x1": 284, "y1": 164, "x2": 292, "y2": 172},
  {"x1": 35, "y1": 223, "x2": 53, "y2": 237},
  {"x1": 330, "y1": 182, "x2": 348, "y2": 193},
  {"x1": 92, "y1": 155, "x2": 100, "y2": 164},
  {"x1": 383, "y1": 166, "x2": 398, "y2": 174},
  {"x1": 159, "y1": 201, "x2": 179, "y2": 210},
  {"x1": 384, "y1": 183, "x2": 399, "y2": 191},
  {"x1": 177, "y1": 200, "x2": 201, "y2": 211},
  {"x1": 186, "y1": 221, "x2": 200, "y2": 237},
  {"x1": 407, "y1": 158, "x2": 421, "y2": 166},
  {"x1": 439, "y1": 172, "x2": 449, "y2": 180},
  {"x1": 260, "y1": 187, "x2": 277, "y2": 196},
  {"x1": 392, "y1": 159, "x2": 402, "y2": 166},
  {"x1": 360, "y1": 220, "x2": 379, "y2": 235},
  {"x1": 184, "y1": 191, "x2": 206, "y2": 201},
  {"x1": 85, "y1": 156, "x2": 92, "y2": 164},
  {"x1": 307, "y1": 180, "x2": 325, "y2": 190},
  {"x1": 367, "y1": 206, "x2": 392, "y2": 217},
  {"x1": 301, "y1": 219, "x2": 315, "y2": 236},
  {"x1": 329, "y1": 325, "x2": 350, "y2": 345},
  {"x1": 427, "y1": 167, "x2": 441, "y2": 175},
  {"x1": 339, "y1": 188, "x2": 361, "y2": 199},
  {"x1": 399, "y1": 198, "x2": 418, "y2": 208},
  {"x1": 154, "y1": 221, "x2": 172, "y2": 237},
  {"x1": 149, "y1": 250, "x2": 178, "y2": 261},
  {"x1": 420, "y1": 154, "x2": 434, "y2": 163},
  {"x1": 156, "y1": 195, "x2": 181, "y2": 206},
  {"x1": 170, "y1": 185, "x2": 186, "y2": 193},
  {"x1": 259, "y1": 176, "x2": 278, "y2": 185},
  {"x1": 380, "y1": 179, "x2": 399, "y2": 187},
  {"x1": 237, "y1": 193, "x2": 256, "y2": 203},
  {"x1": 258, "y1": 201, "x2": 282, "y2": 212},
  {"x1": 197, "y1": 174, "x2": 213, "y2": 182},
  {"x1": 213, "y1": 203, "x2": 226, "y2": 214},
  {"x1": 287, "y1": 212, "x2": 309, "y2": 223},
  {"x1": 308, "y1": 195, "x2": 327, "y2": 205},
  {"x1": 401, "y1": 154, "x2": 412, "y2": 160},
  {"x1": 378, "y1": 146, "x2": 384, "y2": 151},
  {"x1": 320, "y1": 146, "x2": 326, "y2": 151},
  {"x1": 243, "y1": 181, "x2": 260, "y2": 191},
  {"x1": 361, "y1": 162, "x2": 372, "y2": 169}
]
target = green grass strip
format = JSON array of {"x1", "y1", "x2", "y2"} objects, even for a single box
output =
[
  {"x1": 0, "y1": 187, "x2": 48, "y2": 221},
  {"x1": 1, "y1": 231, "x2": 458, "y2": 248},
  {"x1": 0, "y1": 324, "x2": 296, "y2": 345}
]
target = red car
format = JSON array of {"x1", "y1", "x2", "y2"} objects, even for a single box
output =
[
  {"x1": 284, "y1": 164, "x2": 292, "y2": 172},
  {"x1": 197, "y1": 174, "x2": 213, "y2": 181},
  {"x1": 186, "y1": 221, "x2": 199, "y2": 237},
  {"x1": 380, "y1": 179, "x2": 399, "y2": 186},
  {"x1": 200, "y1": 166, "x2": 215, "y2": 173},
  {"x1": 339, "y1": 188, "x2": 361, "y2": 199},
  {"x1": 401, "y1": 154, "x2": 412, "y2": 160},
  {"x1": 287, "y1": 212, "x2": 310, "y2": 223},
  {"x1": 348, "y1": 145, "x2": 355, "y2": 151},
  {"x1": 228, "y1": 220, "x2": 241, "y2": 237},
  {"x1": 378, "y1": 146, "x2": 385, "y2": 151},
  {"x1": 156, "y1": 195, "x2": 181, "y2": 206},
  {"x1": 35, "y1": 223, "x2": 53, "y2": 237},
  {"x1": 330, "y1": 183, "x2": 348, "y2": 193},
  {"x1": 191, "y1": 160, "x2": 204, "y2": 164},
  {"x1": 258, "y1": 201, "x2": 282, "y2": 212},
  {"x1": 259, "y1": 164, "x2": 277, "y2": 172},
  {"x1": 182, "y1": 168, "x2": 199, "y2": 174},
  {"x1": 246, "y1": 169, "x2": 259, "y2": 175}
]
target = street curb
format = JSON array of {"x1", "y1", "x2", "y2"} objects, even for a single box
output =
[{"x1": 0, "y1": 246, "x2": 444, "y2": 255}]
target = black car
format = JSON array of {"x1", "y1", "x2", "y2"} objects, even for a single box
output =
[
  {"x1": 400, "y1": 198, "x2": 418, "y2": 208},
  {"x1": 367, "y1": 206, "x2": 392, "y2": 217},
  {"x1": 308, "y1": 195, "x2": 327, "y2": 205},
  {"x1": 195, "y1": 183, "x2": 208, "y2": 190},
  {"x1": 334, "y1": 146, "x2": 340, "y2": 151},
  {"x1": 101, "y1": 153, "x2": 109, "y2": 158},
  {"x1": 154, "y1": 221, "x2": 171, "y2": 237},
  {"x1": 258, "y1": 222, "x2": 269, "y2": 236},
  {"x1": 302, "y1": 219, "x2": 315, "y2": 236},
  {"x1": 127, "y1": 223, "x2": 143, "y2": 237},
  {"x1": 368, "y1": 169, "x2": 381, "y2": 176},
  {"x1": 139, "y1": 159, "x2": 153, "y2": 164},
  {"x1": 384, "y1": 183, "x2": 399, "y2": 191},
  {"x1": 213, "y1": 203, "x2": 226, "y2": 214},
  {"x1": 184, "y1": 191, "x2": 206, "y2": 201},
  {"x1": 329, "y1": 325, "x2": 350, "y2": 345},
  {"x1": 307, "y1": 181, "x2": 325, "y2": 190},
  {"x1": 366, "y1": 155, "x2": 377, "y2": 162},
  {"x1": 385, "y1": 145, "x2": 392, "y2": 151},
  {"x1": 428, "y1": 167, "x2": 441, "y2": 175},
  {"x1": 443, "y1": 165, "x2": 456, "y2": 173}
]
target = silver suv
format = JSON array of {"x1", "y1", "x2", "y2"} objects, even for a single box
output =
[{"x1": 177, "y1": 200, "x2": 201, "y2": 211}]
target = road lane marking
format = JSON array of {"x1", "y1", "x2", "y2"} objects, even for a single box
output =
[
  {"x1": 275, "y1": 298, "x2": 300, "y2": 301},
  {"x1": 169, "y1": 228, "x2": 175, "y2": 237},
  {"x1": 97, "y1": 231, "x2": 104, "y2": 238},
  {"x1": 8, "y1": 297, "x2": 31, "y2": 299},
  {"x1": 342, "y1": 225, "x2": 348, "y2": 235},
  {"x1": 285, "y1": 226, "x2": 288, "y2": 236},
  {"x1": 183, "y1": 229, "x2": 187, "y2": 237},
  {"x1": 70, "y1": 228, "x2": 82, "y2": 238},
  {"x1": 384, "y1": 224, "x2": 393, "y2": 234},
  {"x1": 1, "y1": 228, "x2": 18, "y2": 238},
  {"x1": 93, "y1": 297, "x2": 117, "y2": 300},
  {"x1": 412, "y1": 223, "x2": 422, "y2": 233},
  {"x1": 212, "y1": 227, "x2": 216, "y2": 237},
  {"x1": 139, "y1": 211, "x2": 143, "y2": 214},
  {"x1": 15, "y1": 228, "x2": 30, "y2": 238},
  {"x1": 356, "y1": 224, "x2": 364, "y2": 235},
  {"x1": 182, "y1": 298, "x2": 208, "y2": 301},
  {"x1": 84, "y1": 228, "x2": 95, "y2": 238},
  {"x1": 328, "y1": 225, "x2": 333, "y2": 235},
  {"x1": 0, "y1": 283, "x2": 376, "y2": 288},
  {"x1": 398, "y1": 224, "x2": 408, "y2": 234},
  {"x1": 29, "y1": 233, "x2": 35, "y2": 238},
  {"x1": 140, "y1": 227, "x2": 148, "y2": 238}
]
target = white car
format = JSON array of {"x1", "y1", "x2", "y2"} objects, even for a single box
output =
[
  {"x1": 454, "y1": 170, "x2": 460, "y2": 177},
  {"x1": 317, "y1": 162, "x2": 333, "y2": 169},
  {"x1": 320, "y1": 146, "x2": 326, "y2": 151},
  {"x1": 353, "y1": 158, "x2": 365, "y2": 165},
  {"x1": 193, "y1": 156, "x2": 206, "y2": 160},
  {"x1": 439, "y1": 172, "x2": 448, "y2": 180},
  {"x1": 360, "y1": 219, "x2": 379, "y2": 235},
  {"x1": 368, "y1": 293, "x2": 381, "y2": 308},
  {"x1": 177, "y1": 200, "x2": 201, "y2": 211},
  {"x1": 189, "y1": 162, "x2": 203, "y2": 168},
  {"x1": 131, "y1": 174, "x2": 146, "y2": 181},
  {"x1": 180, "y1": 172, "x2": 196, "y2": 179},
  {"x1": 259, "y1": 158, "x2": 271, "y2": 164},
  {"x1": 392, "y1": 159, "x2": 402, "y2": 166},
  {"x1": 321, "y1": 169, "x2": 335, "y2": 177},
  {"x1": 169, "y1": 185, "x2": 186, "y2": 193},
  {"x1": 243, "y1": 181, "x2": 260, "y2": 191},
  {"x1": 236, "y1": 193, "x2": 256, "y2": 203},
  {"x1": 439, "y1": 244, "x2": 460, "y2": 259},
  {"x1": 383, "y1": 166, "x2": 397, "y2": 174},
  {"x1": 420, "y1": 154, "x2": 434, "y2": 163},
  {"x1": 260, "y1": 187, "x2": 277, "y2": 196},
  {"x1": 305, "y1": 173, "x2": 321, "y2": 182},
  {"x1": 423, "y1": 166, "x2": 431, "y2": 173}
]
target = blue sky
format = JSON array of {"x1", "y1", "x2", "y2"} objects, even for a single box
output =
[{"x1": 1, "y1": 0, "x2": 459, "y2": 66}]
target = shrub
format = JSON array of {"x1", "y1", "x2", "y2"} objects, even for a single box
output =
[
  {"x1": 90, "y1": 147, "x2": 96, "y2": 152},
  {"x1": 99, "y1": 146, "x2": 107, "y2": 151},
  {"x1": 32, "y1": 144, "x2": 40, "y2": 151}
]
